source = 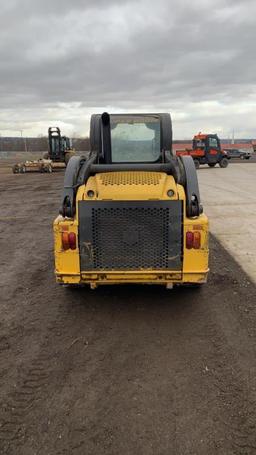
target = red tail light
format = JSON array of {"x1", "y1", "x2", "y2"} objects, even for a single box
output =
[
  {"x1": 186, "y1": 231, "x2": 194, "y2": 249},
  {"x1": 62, "y1": 231, "x2": 76, "y2": 250},
  {"x1": 186, "y1": 231, "x2": 201, "y2": 249},
  {"x1": 62, "y1": 232, "x2": 70, "y2": 250},
  {"x1": 68, "y1": 232, "x2": 76, "y2": 250},
  {"x1": 193, "y1": 231, "x2": 201, "y2": 249}
]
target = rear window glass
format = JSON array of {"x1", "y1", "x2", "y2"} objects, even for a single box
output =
[{"x1": 110, "y1": 115, "x2": 161, "y2": 162}]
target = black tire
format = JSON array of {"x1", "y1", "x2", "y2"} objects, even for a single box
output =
[
  {"x1": 219, "y1": 157, "x2": 229, "y2": 168},
  {"x1": 12, "y1": 165, "x2": 19, "y2": 174},
  {"x1": 194, "y1": 159, "x2": 200, "y2": 169},
  {"x1": 208, "y1": 163, "x2": 216, "y2": 167},
  {"x1": 64, "y1": 152, "x2": 72, "y2": 165}
]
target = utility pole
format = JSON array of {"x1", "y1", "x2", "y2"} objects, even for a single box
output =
[
  {"x1": 20, "y1": 130, "x2": 23, "y2": 152},
  {"x1": 20, "y1": 129, "x2": 28, "y2": 152},
  {"x1": 231, "y1": 129, "x2": 235, "y2": 145}
]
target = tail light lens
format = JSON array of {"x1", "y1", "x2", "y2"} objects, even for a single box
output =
[
  {"x1": 68, "y1": 232, "x2": 76, "y2": 250},
  {"x1": 62, "y1": 231, "x2": 76, "y2": 250},
  {"x1": 193, "y1": 231, "x2": 201, "y2": 249},
  {"x1": 62, "y1": 232, "x2": 70, "y2": 250},
  {"x1": 186, "y1": 231, "x2": 194, "y2": 249},
  {"x1": 186, "y1": 231, "x2": 201, "y2": 249}
]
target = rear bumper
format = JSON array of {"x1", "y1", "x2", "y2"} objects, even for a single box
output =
[
  {"x1": 56, "y1": 270, "x2": 209, "y2": 287},
  {"x1": 54, "y1": 207, "x2": 209, "y2": 288}
]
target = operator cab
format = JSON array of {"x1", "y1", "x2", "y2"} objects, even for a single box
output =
[
  {"x1": 61, "y1": 112, "x2": 202, "y2": 219},
  {"x1": 62, "y1": 136, "x2": 72, "y2": 151},
  {"x1": 193, "y1": 134, "x2": 221, "y2": 153},
  {"x1": 90, "y1": 112, "x2": 172, "y2": 164}
]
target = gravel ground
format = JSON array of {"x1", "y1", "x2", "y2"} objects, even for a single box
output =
[{"x1": 0, "y1": 168, "x2": 255, "y2": 455}]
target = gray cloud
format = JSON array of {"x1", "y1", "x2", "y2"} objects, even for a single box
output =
[{"x1": 0, "y1": 0, "x2": 256, "y2": 137}]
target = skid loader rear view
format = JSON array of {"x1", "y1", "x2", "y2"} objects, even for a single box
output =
[
  {"x1": 54, "y1": 113, "x2": 209, "y2": 288},
  {"x1": 44, "y1": 127, "x2": 75, "y2": 165}
]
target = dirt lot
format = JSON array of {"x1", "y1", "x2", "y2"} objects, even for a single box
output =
[{"x1": 0, "y1": 165, "x2": 256, "y2": 455}]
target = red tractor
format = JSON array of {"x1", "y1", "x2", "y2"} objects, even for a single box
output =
[{"x1": 176, "y1": 133, "x2": 229, "y2": 169}]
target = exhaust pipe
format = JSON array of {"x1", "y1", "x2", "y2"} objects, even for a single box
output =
[{"x1": 101, "y1": 112, "x2": 112, "y2": 164}]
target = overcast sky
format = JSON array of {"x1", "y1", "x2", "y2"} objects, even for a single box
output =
[{"x1": 1, "y1": 0, "x2": 256, "y2": 138}]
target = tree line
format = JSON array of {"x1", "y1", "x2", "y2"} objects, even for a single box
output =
[{"x1": 0, "y1": 137, "x2": 90, "y2": 152}]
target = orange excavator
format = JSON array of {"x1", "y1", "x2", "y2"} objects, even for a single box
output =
[{"x1": 176, "y1": 133, "x2": 229, "y2": 169}]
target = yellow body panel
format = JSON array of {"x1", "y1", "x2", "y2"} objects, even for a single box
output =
[
  {"x1": 54, "y1": 171, "x2": 209, "y2": 287},
  {"x1": 82, "y1": 172, "x2": 178, "y2": 201}
]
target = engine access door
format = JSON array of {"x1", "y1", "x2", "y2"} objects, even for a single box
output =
[{"x1": 78, "y1": 200, "x2": 183, "y2": 272}]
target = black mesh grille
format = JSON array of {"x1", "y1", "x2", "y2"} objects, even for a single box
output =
[
  {"x1": 78, "y1": 200, "x2": 182, "y2": 271},
  {"x1": 91, "y1": 207, "x2": 170, "y2": 270}
]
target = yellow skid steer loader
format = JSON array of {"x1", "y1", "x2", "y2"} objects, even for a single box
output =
[{"x1": 54, "y1": 113, "x2": 209, "y2": 288}]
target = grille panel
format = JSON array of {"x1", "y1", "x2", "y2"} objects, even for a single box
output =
[
  {"x1": 99, "y1": 172, "x2": 162, "y2": 186},
  {"x1": 92, "y1": 207, "x2": 169, "y2": 270},
  {"x1": 78, "y1": 201, "x2": 182, "y2": 272}
]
